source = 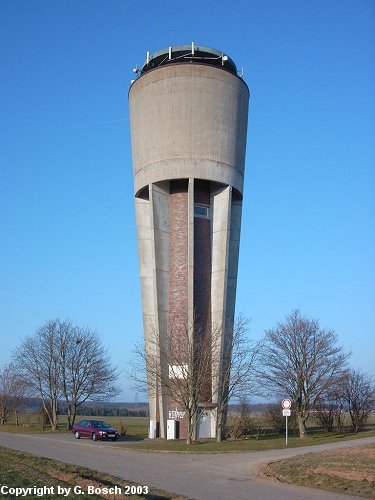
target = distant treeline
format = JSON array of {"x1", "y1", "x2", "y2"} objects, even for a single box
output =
[
  {"x1": 74, "y1": 404, "x2": 149, "y2": 417},
  {"x1": 228, "y1": 402, "x2": 271, "y2": 414},
  {"x1": 22, "y1": 398, "x2": 149, "y2": 418},
  {"x1": 23, "y1": 397, "x2": 270, "y2": 417}
]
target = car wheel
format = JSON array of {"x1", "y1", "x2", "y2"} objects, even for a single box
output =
[
  {"x1": 92, "y1": 433, "x2": 97, "y2": 441},
  {"x1": 112, "y1": 437, "x2": 117, "y2": 441},
  {"x1": 74, "y1": 431, "x2": 80, "y2": 439}
]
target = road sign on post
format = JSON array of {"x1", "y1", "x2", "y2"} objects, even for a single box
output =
[
  {"x1": 282, "y1": 398, "x2": 292, "y2": 409},
  {"x1": 281, "y1": 399, "x2": 292, "y2": 446}
]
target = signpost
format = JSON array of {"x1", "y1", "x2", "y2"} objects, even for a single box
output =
[{"x1": 281, "y1": 399, "x2": 292, "y2": 446}]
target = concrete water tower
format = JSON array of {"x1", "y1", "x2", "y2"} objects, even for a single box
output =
[{"x1": 129, "y1": 44, "x2": 249, "y2": 439}]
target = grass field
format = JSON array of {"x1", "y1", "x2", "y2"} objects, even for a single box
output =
[
  {"x1": 0, "y1": 415, "x2": 149, "y2": 440},
  {"x1": 1, "y1": 414, "x2": 375, "y2": 452},
  {"x1": 0, "y1": 446, "x2": 183, "y2": 500},
  {"x1": 266, "y1": 443, "x2": 375, "y2": 498},
  {"x1": 123, "y1": 430, "x2": 375, "y2": 453}
]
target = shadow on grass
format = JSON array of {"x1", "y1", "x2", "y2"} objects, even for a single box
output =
[{"x1": 122, "y1": 434, "x2": 147, "y2": 441}]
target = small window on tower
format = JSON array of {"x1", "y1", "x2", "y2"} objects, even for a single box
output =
[{"x1": 194, "y1": 204, "x2": 209, "y2": 218}]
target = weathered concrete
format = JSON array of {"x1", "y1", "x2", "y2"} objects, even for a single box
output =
[
  {"x1": 129, "y1": 63, "x2": 249, "y2": 196},
  {"x1": 129, "y1": 49, "x2": 250, "y2": 438}
]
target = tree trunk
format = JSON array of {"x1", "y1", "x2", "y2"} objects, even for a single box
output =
[
  {"x1": 186, "y1": 411, "x2": 198, "y2": 444},
  {"x1": 336, "y1": 410, "x2": 344, "y2": 433},
  {"x1": 216, "y1": 423, "x2": 223, "y2": 442},
  {"x1": 51, "y1": 412, "x2": 58, "y2": 431},
  {"x1": 41, "y1": 401, "x2": 53, "y2": 430},
  {"x1": 297, "y1": 414, "x2": 307, "y2": 438},
  {"x1": 216, "y1": 407, "x2": 224, "y2": 442},
  {"x1": 192, "y1": 416, "x2": 197, "y2": 442},
  {"x1": 353, "y1": 418, "x2": 359, "y2": 433},
  {"x1": 71, "y1": 404, "x2": 77, "y2": 428},
  {"x1": 187, "y1": 415, "x2": 192, "y2": 444},
  {"x1": 44, "y1": 399, "x2": 59, "y2": 431},
  {"x1": 52, "y1": 399, "x2": 58, "y2": 431},
  {"x1": 0, "y1": 408, "x2": 9, "y2": 425},
  {"x1": 66, "y1": 404, "x2": 73, "y2": 430},
  {"x1": 66, "y1": 403, "x2": 77, "y2": 430}
]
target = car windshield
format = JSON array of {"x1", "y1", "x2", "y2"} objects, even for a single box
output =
[{"x1": 89, "y1": 421, "x2": 111, "y2": 428}]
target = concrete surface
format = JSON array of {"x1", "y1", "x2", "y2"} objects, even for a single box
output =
[
  {"x1": 130, "y1": 57, "x2": 249, "y2": 440},
  {"x1": 129, "y1": 63, "x2": 249, "y2": 196},
  {"x1": 1, "y1": 432, "x2": 374, "y2": 499}
]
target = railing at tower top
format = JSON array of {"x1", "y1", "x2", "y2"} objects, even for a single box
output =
[{"x1": 131, "y1": 43, "x2": 244, "y2": 80}]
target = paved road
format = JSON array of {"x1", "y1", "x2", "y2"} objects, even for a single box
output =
[{"x1": 0, "y1": 432, "x2": 374, "y2": 500}]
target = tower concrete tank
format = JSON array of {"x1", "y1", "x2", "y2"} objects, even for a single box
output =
[{"x1": 129, "y1": 44, "x2": 249, "y2": 439}]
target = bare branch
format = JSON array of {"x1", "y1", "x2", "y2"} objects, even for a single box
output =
[
  {"x1": 13, "y1": 319, "x2": 120, "y2": 431},
  {"x1": 258, "y1": 309, "x2": 350, "y2": 438}
]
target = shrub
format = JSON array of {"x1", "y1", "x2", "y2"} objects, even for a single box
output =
[
  {"x1": 227, "y1": 400, "x2": 267, "y2": 439},
  {"x1": 119, "y1": 421, "x2": 127, "y2": 437},
  {"x1": 38, "y1": 407, "x2": 49, "y2": 431},
  {"x1": 265, "y1": 403, "x2": 297, "y2": 435}
]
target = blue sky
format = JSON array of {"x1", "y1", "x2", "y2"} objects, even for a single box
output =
[{"x1": 1, "y1": 0, "x2": 374, "y2": 400}]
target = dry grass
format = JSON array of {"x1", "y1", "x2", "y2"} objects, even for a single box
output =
[
  {"x1": 266, "y1": 443, "x2": 375, "y2": 498},
  {"x1": 0, "y1": 446, "x2": 184, "y2": 499}
]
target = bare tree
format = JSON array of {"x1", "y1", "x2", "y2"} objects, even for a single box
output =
[
  {"x1": 14, "y1": 319, "x2": 119, "y2": 431},
  {"x1": 14, "y1": 321, "x2": 62, "y2": 430},
  {"x1": 315, "y1": 383, "x2": 347, "y2": 433},
  {"x1": 132, "y1": 318, "x2": 216, "y2": 444},
  {"x1": 215, "y1": 316, "x2": 261, "y2": 442},
  {"x1": 59, "y1": 324, "x2": 120, "y2": 430},
  {"x1": 342, "y1": 369, "x2": 375, "y2": 433},
  {"x1": 0, "y1": 364, "x2": 15, "y2": 424},
  {"x1": 259, "y1": 310, "x2": 350, "y2": 438},
  {"x1": 228, "y1": 399, "x2": 253, "y2": 439},
  {"x1": 315, "y1": 398, "x2": 335, "y2": 433},
  {"x1": 265, "y1": 402, "x2": 297, "y2": 435},
  {"x1": 132, "y1": 315, "x2": 259, "y2": 444},
  {"x1": 9, "y1": 364, "x2": 27, "y2": 426}
]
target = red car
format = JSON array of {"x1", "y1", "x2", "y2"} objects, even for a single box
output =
[{"x1": 72, "y1": 420, "x2": 119, "y2": 441}]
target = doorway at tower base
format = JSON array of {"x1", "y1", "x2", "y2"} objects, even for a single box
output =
[
  {"x1": 152, "y1": 408, "x2": 217, "y2": 440},
  {"x1": 197, "y1": 408, "x2": 215, "y2": 439},
  {"x1": 149, "y1": 420, "x2": 160, "y2": 439}
]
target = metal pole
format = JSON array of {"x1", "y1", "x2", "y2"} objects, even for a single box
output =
[{"x1": 285, "y1": 415, "x2": 288, "y2": 446}]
